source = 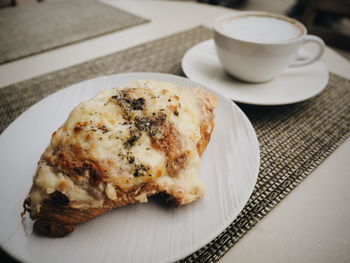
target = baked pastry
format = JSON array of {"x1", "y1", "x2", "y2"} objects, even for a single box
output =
[{"x1": 22, "y1": 80, "x2": 217, "y2": 237}]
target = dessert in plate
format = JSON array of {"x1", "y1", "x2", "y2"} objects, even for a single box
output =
[{"x1": 22, "y1": 80, "x2": 217, "y2": 237}]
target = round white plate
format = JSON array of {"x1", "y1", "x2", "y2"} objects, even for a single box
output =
[
  {"x1": 182, "y1": 40, "x2": 329, "y2": 105},
  {"x1": 0, "y1": 73, "x2": 259, "y2": 263}
]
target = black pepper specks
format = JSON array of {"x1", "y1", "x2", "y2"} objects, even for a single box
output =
[
  {"x1": 134, "y1": 112, "x2": 166, "y2": 136},
  {"x1": 111, "y1": 92, "x2": 145, "y2": 111},
  {"x1": 98, "y1": 125, "x2": 109, "y2": 134},
  {"x1": 130, "y1": 97, "x2": 145, "y2": 110},
  {"x1": 133, "y1": 164, "x2": 149, "y2": 177},
  {"x1": 128, "y1": 156, "x2": 135, "y2": 164},
  {"x1": 124, "y1": 134, "x2": 139, "y2": 148},
  {"x1": 133, "y1": 170, "x2": 141, "y2": 177}
]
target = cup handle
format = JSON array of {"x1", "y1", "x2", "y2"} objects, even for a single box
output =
[{"x1": 290, "y1": 35, "x2": 325, "y2": 67}]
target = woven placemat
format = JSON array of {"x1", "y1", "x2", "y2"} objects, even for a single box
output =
[
  {"x1": 0, "y1": 0, "x2": 148, "y2": 64},
  {"x1": 0, "y1": 26, "x2": 350, "y2": 263}
]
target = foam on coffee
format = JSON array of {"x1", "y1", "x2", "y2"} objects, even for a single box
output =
[{"x1": 220, "y1": 15, "x2": 303, "y2": 43}]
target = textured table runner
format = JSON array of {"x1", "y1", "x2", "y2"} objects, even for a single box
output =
[
  {"x1": 1, "y1": 26, "x2": 350, "y2": 262},
  {"x1": 0, "y1": 0, "x2": 148, "y2": 64}
]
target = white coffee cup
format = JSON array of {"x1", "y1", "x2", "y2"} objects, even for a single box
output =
[{"x1": 213, "y1": 11, "x2": 325, "y2": 83}]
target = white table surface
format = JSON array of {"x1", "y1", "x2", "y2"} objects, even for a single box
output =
[{"x1": 1, "y1": 1, "x2": 349, "y2": 262}]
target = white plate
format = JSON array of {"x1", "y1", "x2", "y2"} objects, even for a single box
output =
[
  {"x1": 182, "y1": 40, "x2": 329, "y2": 105},
  {"x1": 0, "y1": 73, "x2": 259, "y2": 263}
]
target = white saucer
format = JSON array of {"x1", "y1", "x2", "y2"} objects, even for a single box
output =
[{"x1": 182, "y1": 40, "x2": 329, "y2": 105}]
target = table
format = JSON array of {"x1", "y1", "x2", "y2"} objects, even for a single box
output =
[{"x1": 0, "y1": 1, "x2": 349, "y2": 262}]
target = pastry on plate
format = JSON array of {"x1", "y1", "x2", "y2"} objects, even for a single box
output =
[{"x1": 22, "y1": 80, "x2": 217, "y2": 237}]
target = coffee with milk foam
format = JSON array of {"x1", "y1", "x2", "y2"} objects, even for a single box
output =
[{"x1": 220, "y1": 15, "x2": 303, "y2": 43}]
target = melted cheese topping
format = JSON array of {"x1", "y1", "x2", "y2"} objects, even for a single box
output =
[
  {"x1": 29, "y1": 80, "x2": 213, "y2": 212},
  {"x1": 31, "y1": 162, "x2": 103, "y2": 213}
]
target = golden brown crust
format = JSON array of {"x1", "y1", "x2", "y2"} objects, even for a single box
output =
[
  {"x1": 33, "y1": 206, "x2": 111, "y2": 237},
  {"x1": 197, "y1": 122, "x2": 213, "y2": 157},
  {"x1": 33, "y1": 187, "x2": 178, "y2": 237},
  {"x1": 28, "y1": 184, "x2": 161, "y2": 237},
  {"x1": 196, "y1": 90, "x2": 217, "y2": 156}
]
